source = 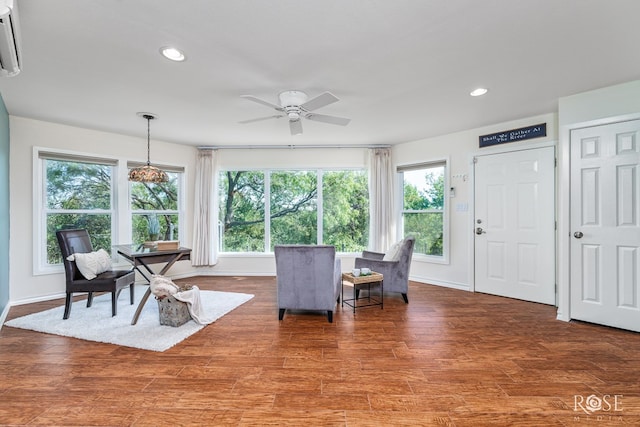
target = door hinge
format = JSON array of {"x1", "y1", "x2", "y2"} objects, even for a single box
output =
[
  {"x1": 473, "y1": 157, "x2": 478, "y2": 164},
  {"x1": 555, "y1": 157, "x2": 557, "y2": 167}
]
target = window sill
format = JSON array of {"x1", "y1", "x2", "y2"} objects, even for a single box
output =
[{"x1": 412, "y1": 253, "x2": 449, "y2": 265}]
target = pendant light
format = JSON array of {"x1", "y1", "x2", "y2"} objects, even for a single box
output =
[{"x1": 128, "y1": 112, "x2": 169, "y2": 183}]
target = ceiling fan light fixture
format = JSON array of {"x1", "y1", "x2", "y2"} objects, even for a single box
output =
[
  {"x1": 128, "y1": 113, "x2": 169, "y2": 183},
  {"x1": 279, "y1": 90, "x2": 308, "y2": 107},
  {"x1": 287, "y1": 111, "x2": 300, "y2": 120},
  {"x1": 160, "y1": 46, "x2": 186, "y2": 62},
  {"x1": 470, "y1": 87, "x2": 488, "y2": 97}
]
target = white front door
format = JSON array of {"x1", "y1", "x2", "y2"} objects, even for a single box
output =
[
  {"x1": 570, "y1": 120, "x2": 640, "y2": 332},
  {"x1": 474, "y1": 147, "x2": 556, "y2": 304}
]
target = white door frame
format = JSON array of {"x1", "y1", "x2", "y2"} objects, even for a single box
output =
[
  {"x1": 557, "y1": 112, "x2": 640, "y2": 322},
  {"x1": 468, "y1": 139, "x2": 557, "y2": 294}
]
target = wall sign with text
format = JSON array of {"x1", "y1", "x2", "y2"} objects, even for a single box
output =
[{"x1": 479, "y1": 123, "x2": 547, "y2": 148}]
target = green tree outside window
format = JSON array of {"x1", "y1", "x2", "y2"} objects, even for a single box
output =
[
  {"x1": 130, "y1": 174, "x2": 180, "y2": 244},
  {"x1": 402, "y1": 166, "x2": 445, "y2": 256},
  {"x1": 45, "y1": 159, "x2": 113, "y2": 264},
  {"x1": 219, "y1": 169, "x2": 368, "y2": 252}
]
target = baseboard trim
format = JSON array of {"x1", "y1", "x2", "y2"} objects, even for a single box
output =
[
  {"x1": 409, "y1": 275, "x2": 471, "y2": 292},
  {"x1": 0, "y1": 304, "x2": 10, "y2": 331}
]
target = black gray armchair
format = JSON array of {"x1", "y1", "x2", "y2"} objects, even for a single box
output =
[
  {"x1": 274, "y1": 244, "x2": 341, "y2": 323},
  {"x1": 355, "y1": 236, "x2": 415, "y2": 303}
]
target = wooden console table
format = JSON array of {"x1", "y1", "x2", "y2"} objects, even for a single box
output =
[{"x1": 114, "y1": 244, "x2": 191, "y2": 325}]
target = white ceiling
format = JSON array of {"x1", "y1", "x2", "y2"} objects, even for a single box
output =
[{"x1": 1, "y1": 0, "x2": 640, "y2": 147}]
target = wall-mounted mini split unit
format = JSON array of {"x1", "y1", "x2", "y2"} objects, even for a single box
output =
[{"x1": 0, "y1": 0, "x2": 21, "y2": 77}]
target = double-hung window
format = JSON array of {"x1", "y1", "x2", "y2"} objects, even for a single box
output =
[
  {"x1": 399, "y1": 161, "x2": 447, "y2": 259},
  {"x1": 129, "y1": 164, "x2": 183, "y2": 245},
  {"x1": 39, "y1": 152, "x2": 117, "y2": 268}
]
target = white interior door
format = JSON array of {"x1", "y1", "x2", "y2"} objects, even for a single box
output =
[
  {"x1": 570, "y1": 120, "x2": 640, "y2": 332},
  {"x1": 474, "y1": 147, "x2": 556, "y2": 304}
]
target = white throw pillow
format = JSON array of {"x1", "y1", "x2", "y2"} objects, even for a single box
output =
[
  {"x1": 383, "y1": 240, "x2": 403, "y2": 261},
  {"x1": 67, "y1": 249, "x2": 112, "y2": 280}
]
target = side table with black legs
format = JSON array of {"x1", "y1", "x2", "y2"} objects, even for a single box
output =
[{"x1": 341, "y1": 272, "x2": 383, "y2": 314}]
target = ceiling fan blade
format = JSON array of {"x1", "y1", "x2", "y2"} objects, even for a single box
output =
[
  {"x1": 289, "y1": 119, "x2": 303, "y2": 135},
  {"x1": 305, "y1": 113, "x2": 351, "y2": 126},
  {"x1": 238, "y1": 115, "x2": 283, "y2": 124},
  {"x1": 300, "y1": 91, "x2": 339, "y2": 111},
  {"x1": 240, "y1": 95, "x2": 284, "y2": 111}
]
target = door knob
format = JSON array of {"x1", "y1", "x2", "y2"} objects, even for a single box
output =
[
  {"x1": 476, "y1": 227, "x2": 486, "y2": 235},
  {"x1": 574, "y1": 231, "x2": 584, "y2": 239}
]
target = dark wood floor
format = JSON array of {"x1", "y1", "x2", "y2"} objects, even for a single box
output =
[{"x1": 1, "y1": 276, "x2": 639, "y2": 426}]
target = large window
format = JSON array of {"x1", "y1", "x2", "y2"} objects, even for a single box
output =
[
  {"x1": 270, "y1": 170, "x2": 318, "y2": 248},
  {"x1": 323, "y1": 170, "x2": 369, "y2": 252},
  {"x1": 219, "y1": 171, "x2": 266, "y2": 252},
  {"x1": 219, "y1": 169, "x2": 368, "y2": 253},
  {"x1": 42, "y1": 155, "x2": 116, "y2": 265},
  {"x1": 400, "y1": 162, "x2": 446, "y2": 257}
]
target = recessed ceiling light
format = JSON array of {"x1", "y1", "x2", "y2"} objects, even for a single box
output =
[
  {"x1": 470, "y1": 88, "x2": 488, "y2": 97},
  {"x1": 160, "y1": 46, "x2": 186, "y2": 62}
]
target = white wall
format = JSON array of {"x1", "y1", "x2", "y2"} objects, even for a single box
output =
[
  {"x1": 9, "y1": 117, "x2": 198, "y2": 303},
  {"x1": 556, "y1": 79, "x2": 640, "y2": 321},
  {"x1": 393, "y1": 113, "x2": 558, "y2": 291}
]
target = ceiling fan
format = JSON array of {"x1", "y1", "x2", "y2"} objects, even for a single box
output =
[{"x1": 239, "y1": 90, "x2": 350, "y2": 135}]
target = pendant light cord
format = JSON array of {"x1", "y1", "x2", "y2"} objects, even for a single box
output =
[{"x1": 144, "y1": 114, "x2": 153, "y2": 166}]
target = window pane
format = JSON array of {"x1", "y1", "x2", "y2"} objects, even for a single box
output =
[
  {"x1": 219, "y1": 171, "x2": 265, "y2": 252},
  {"x1": 44, "y1": 158, "x2": 114, "y2": 266},
  {"x1": 403, "y1": 167, "x2": 444, "y2": 210},
  {"x1": 130, "y1": 174, "x2": 179, "y2": 211},
  {"x1": 323, "y1": 170, "x2": 369, "y2": 252},
  {"x1": 46, "y1": 160, "x2": 111, "y2": 209},
  {"x1": 270, "y1": 171, "x2": 317, "y2": 248},
  {"x1": 404, "y1": 212, "x2": 443, "y2": 256},
  {"x1": 402, "y1": 164, "x2": 445, "y2": 257},
  {"x1": 132, "y1": 214, "x2": 179, "y2": 244},
  {"x1": 130, "y1": 172, "x2": 180, "y2": 243},
  {"x1": 46, "y1": 213, "x2": 112, "y2": 264}
]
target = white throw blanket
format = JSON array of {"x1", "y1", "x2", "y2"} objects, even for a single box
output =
[
  {"x1": 150, "y1": 275, "x2": 214, "y2": 325},
  {"x1": 173, "y1": 287, "x2": 214, "y2": 325}
]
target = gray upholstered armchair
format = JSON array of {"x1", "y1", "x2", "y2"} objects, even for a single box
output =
[
  {"x1": 354, "y1": 236, "x2": 415, "y2": 303},
  {"x1": 274, "y1": 245, "x2": 342, "y2": 323}
]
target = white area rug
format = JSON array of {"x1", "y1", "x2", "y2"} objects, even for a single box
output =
[{"x1": 5, "y1": 286, "x2": 254, "y2": 352}]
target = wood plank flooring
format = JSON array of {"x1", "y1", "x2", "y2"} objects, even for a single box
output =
[{"x1": 1, "y1": 276, "x2": 639, "y2": 426}]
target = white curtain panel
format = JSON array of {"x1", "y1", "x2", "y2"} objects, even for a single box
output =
[
  {"x1": 368, "y1": 148, "x2": 396, "y2": 252},
  {"x1": 192, "y1": 149, "x2": 219, "y2": 266}
]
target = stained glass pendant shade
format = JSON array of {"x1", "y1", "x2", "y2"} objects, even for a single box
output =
[{"x1": 128, "y1": 113, "x2": 169, "y2": 183}]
